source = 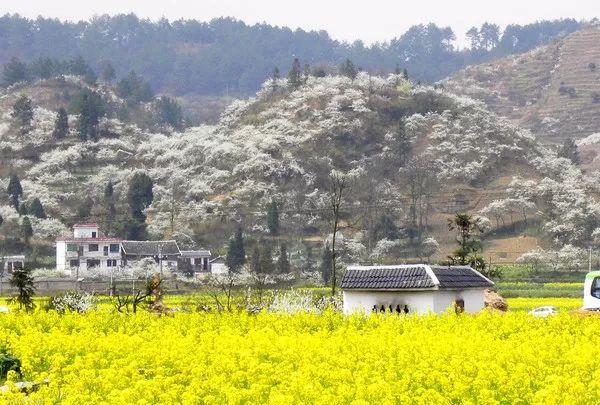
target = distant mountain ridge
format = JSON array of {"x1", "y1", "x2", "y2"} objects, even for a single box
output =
[
  {"x1": 0, "y1": 14, "x2": 583, "y2": 97},
  {"x1": 443, "y1": 24, "x2": 600, "y2": 141}
]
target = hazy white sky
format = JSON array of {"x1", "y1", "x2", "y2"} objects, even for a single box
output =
[{"x1": 4, "y1": 0, "x2": 599, "y2": 45}]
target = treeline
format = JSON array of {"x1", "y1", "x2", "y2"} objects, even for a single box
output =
[
  {"x1": 0, "y1": 14, "x2": 584, "y2": 95},
  {"x1": 3, "y1": 54, "x2": 185, "y2": 133}
]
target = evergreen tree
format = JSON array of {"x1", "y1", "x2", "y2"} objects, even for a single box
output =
[
  {"x1": 68, "y1": 56, "x2": 90, "y2": 76},
  {"x1": 32, "y1": 57, "x2": 56, "y2": 80},
  {"x1": 320, "y1": 243, "x2": 333, "y2": 284},
  {"x1": 125, "y1": 173, "x2": 153, "y2": 240},
  {"x1": 73, "y1": 89, "x2": 105, "y2": 141},
  {"x1": 7, "y1": 174, "x2": 23, "y2": 202},
  {"x1": 2, "y1": 57, "x2": 28, "y2": 86},
  {"x1": 99, "y1": 60, "x2": 116, "y2": 83},
  {"x1": 104, "y1": 180, "x2": 114, "y2": 199},
  {"x1": 403, "y1": 68, "x2": 409, "y2": 80},
  {"x1": 12, "y1": 95, "x2": 34, "y2": 132},
  {"x1": 266, "y1": 200, "x2": 280, "y2": 235},
  {"x1": 154, "y1": 96, "x2": 184, "y2": 130},
  {"x1": 104, "y1": 181, "x2": 116, "y2": 234},
  {"x1": 558, "y1": 138, "x2": 580, "y2": 165},
  {"x1": 373, "y1": 214, "x2": 400, "y2": 241},
  {"x1": 0, "y1": 214, "x2": 3, "y2": 228},
  {"x1": 287, "y1": 58, "x2": 302, "y2": 89},
  {"x1": 28, "y1": 198, "x2": 46, "y2": 219},
  {"x1": 117, "y1": 71, "x2": 154, "y2": 104},
  {"x1": 52, "y1": 107, "x2": 69, "y2": 139},
  {"x1": 9, "y1": 267, "x2": 35, "y2": 312},
  {"x1": 76, "y1": 197, "x2": 94, "y2": 222},
  {"x1": 259, "y1": 243, "x2": 275, "y2": 274},
  {"x1": 339, "y1": 59, "x2": 357, "y2": 80},
  {"x1": 277, "y1": 244, "x2": 291, "y2": 274},
  {"x1": 226, "y1": 227, "x2": 246, "y2": 273},
  {"x1": 9, "y1": 195, "x2": 19, "y2": 212},
  {"x1": 271, "y1": 67, "x2": 280, "y2": 92},
  {"x1": 250, "y1": 244, "x2": 262, "y2": 274},
  {"x1": 20, "y1": 217, "x2": 33, "y2": 243}
]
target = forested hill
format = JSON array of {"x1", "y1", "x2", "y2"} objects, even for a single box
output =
[{"x1": 0, "y1": 14, "x2": 584, "y2": 97}]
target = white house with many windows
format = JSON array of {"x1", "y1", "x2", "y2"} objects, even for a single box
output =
[{"x1": 56, "y1": 223, "x2": 122, "y2": 273}]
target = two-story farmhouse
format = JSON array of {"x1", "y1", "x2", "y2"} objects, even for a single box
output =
[
  {"x1": 56, "y1": 224, "x2": 214, "y2": 276},
  {"x1": 56, "y1": 223, "x2": 123, "y2": 272}
]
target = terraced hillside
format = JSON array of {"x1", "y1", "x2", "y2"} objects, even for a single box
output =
[{"x1": 443, "y1": 25, "x2": 600, "y2": 142}]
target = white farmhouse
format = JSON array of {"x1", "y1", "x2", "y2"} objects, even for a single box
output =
[
  {"x1": 341, "y1": 264, "x2": 494, "y2": 315},
  {"x1": 56, "y1": 223, "x2": 122, "y2": 273}
]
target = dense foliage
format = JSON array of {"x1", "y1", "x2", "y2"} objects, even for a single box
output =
[
  {"x1": 1, "y1": 309, "x2": 600, "y2": 402},
  {"x1": 0, "y1": 14, "x2": 583, "y2": 95}
]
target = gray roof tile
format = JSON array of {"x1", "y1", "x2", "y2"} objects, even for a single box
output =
[{"x1": 430, "y1": 265, "x2": 494, "y2": 289}]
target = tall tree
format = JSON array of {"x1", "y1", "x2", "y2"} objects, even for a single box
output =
[
  {"x1": 52, "y1": 107, "x2": 69, "y2": 139},
  {"x1": 103, "y1": 180, "x2": 117, "y2": 235},
  {"x1": 72, "y1": 89, "x2": 105, "y2": 141},
  {"x1": 154, "y1": 96, "x2": 184, "y2": 130},
  {"x1": 20, "y1": 217, "x2": 33, "y2": 244},
  {"x1": 339, "y1": 59, "x2": 357, "y2": 80},
  {"x1": 126, "y1": 173, "x2": 153, "y2": 240},
  {"x1": 558, "y1": 138, "x2": 580, "y2": 165},
  {"x1": 9, "y1": 267, "x2": 35, "y2": 312},
  {"x1": 276, "y1": 244, "x2": 291, "y2": 274},
  {"x1": 99, "y1": 60, "x2": 116, "y2": 83},
  {"x1": 287, "y1": 58, "x2": 302, "y2": 90},
  {"x1": 259, "y1": 243, "x2": 275, "y2": 275},
  {"x1": 12, "y1": 95, "x2": 34, "y2": 132},
  {"x1": 327, "y1": 170, "x2": 354, "y2": 295},
  {"x1": 7, "y1": 174, "x2": 23, "y2": 202},
  {"x1": 28, "y1": 198, "x2": 46, "y2": 219},
  {"x1": 266, "y1": 200, "x2": 280, "y2": 235},
  {"x1": 447, "y1": 213, "x2": 486, "y2": 273},
  {"x1": 226, "y1": 227, "x2": 246, "y2": 273},
  {"x1": 2, "y1": 57, "x2": 28, "y2": 86},
  {"x1": 320, "y1": 243, "x2": 333, "y2": 284}
]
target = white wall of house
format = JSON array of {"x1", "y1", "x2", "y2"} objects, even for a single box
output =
[
  {"x1": 343, "y1": 290, "x2": 435, "y2": 315},
  {"x1": 56, "y1": 240, "x2": 122, "y2": 274},
  {"x1": 73, "y1": 225, "x2": 99, "y2": 238},
  {"x1": 343, "y1": 289, "x2": 486, "y2": 315}
]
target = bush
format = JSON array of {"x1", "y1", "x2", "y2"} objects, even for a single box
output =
[
  {"x1": 0, "y1": 347, "x2": 21, "y2": 381},
  {"x1": 47, "y1": 291, "x2": 96, "y2": 313}
]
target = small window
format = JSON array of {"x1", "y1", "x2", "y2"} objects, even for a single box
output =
[
  {"x1": 91, "y1": 232, "x2": 97, "y2": 238},
  {"x1": 67, "y1": 243, "x2": 78, "y2": 252},
  {"x1": 88, "y1": 244, "x2": 99, "y2": 252},
  {"x1": 194, "y1": 258, "x2": 202, "y2": 265},
  {"x1": 69, "y1": 259, "x2": 80, "y2": 267},
  {"x1": 109, "y1": 244, "x2": 120, "y2": 253},
  {"x1": 591, "y1": 277, "x2": 600, "y2": 299},
  {"x1": 106, "y1": 259, "x2": 117, "y2": 267}
]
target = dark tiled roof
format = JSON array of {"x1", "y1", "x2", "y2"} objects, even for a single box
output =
[
  {"x1": 121, "y1": 240, "x2": 181, "y2": 256},
  {"x1": 430, "y1": 266, "x2": 494, "y2": 289},
  {"x1": 341, "y1": 266, "x2": 435, "y2": 290}
]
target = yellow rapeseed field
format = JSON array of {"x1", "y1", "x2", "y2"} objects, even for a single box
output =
[{"x1": 1, "y1": 303, "x2": 599, "y2": 404}]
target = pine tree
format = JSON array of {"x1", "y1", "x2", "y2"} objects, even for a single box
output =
[
  {"x1": 155, "y1": 96, "x2": 184, "y2": 130},
  {"x1": 28, "y1": 198, "x2": 46, "y2": 219},
  {"x1": 104, "y1": 180, "x2": 114, "y2": 199},
  {"x1": 7, "y1": 174, "x2": 23, "y2": 202},
  {"x1": 9, "y1": 267, "x2": 35, "y2": 312},
  {"x1": 226, "y1": 227, "x2": 246, "y2": 273},
  {"x1": 277, "y1": 244, "x2": 291, "y2": 274},
  {"x1": 52, "y1": 108, "x2": 69, "y2": 139},
  {"x1": 12, "y1": 95, "x2": 34, "y2": 132},
  {"x1": 558, "y1": 138, "x2": 580, "y2": 165},
  {"x1": 100, "y1": 60, "x2": 116, "y2": 83},
  {"x1": 287, "y1": 58, "x2": 302, "y2": 89},
  {"x1": 250, "y1": 244, "x2": 262, "y2": 274},
  {"x1": 339, "y1": 59, "x2": 357, "y2": 80},
  {"x1": 2, "y1": 57, "x2": 28, "y2": 86},
  {"x1": 76, "y1": 197, "x2": 94, "y2": 222},
  {"x1": 271, "y1": 67, "x2": 280, "y2": 92},
  {"x1": 259, "y1": 244, "x2": 275, "y2": 274},
  {"x1": 73, "y1": 89, "x2": 105, "y2": 141},
  {"x1": 403, "y1": 68, "x2": 409, "y2": 80},
  {"x1": 266, "y1": 200, "x2": 280, "y2": 235},
  {"x1": 320, "y1": 243, "x2": 333, "y2": 284},
  {"x1": 20, "y1": 217, "x2": 33, "y2": 243}
]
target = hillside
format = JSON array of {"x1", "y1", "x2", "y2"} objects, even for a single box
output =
[
  {"x1": 2, "y1": 72, "x2": 598, "y2": 271},
  {"x1": 442, "y1": 24, "x2": 600, "y2": 141}
]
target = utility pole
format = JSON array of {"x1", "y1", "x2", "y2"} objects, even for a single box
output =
[{"x1": 589, "y1": 246, "x2": 593, "y2": 273}]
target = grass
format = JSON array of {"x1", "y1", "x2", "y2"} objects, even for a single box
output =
[{"x1": 496, "y1": 281, "x2": 583, "y2": 298}]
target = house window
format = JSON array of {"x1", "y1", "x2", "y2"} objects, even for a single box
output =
[
  {"x1": 67, "y1": 243, "x2": 78, "y2": 252},
  {"x1": 194, "y1": 258, "x2": 202, "y2": 266},
  {"x1": 591, "y1": 277, "x2": 600, "y2": 299},
  {"x1": 109, "y1": 244, "x2": 120, "y2": 253},
  {"x1": 203, "y1": 258, "x2": 208, "y2": 271},
  {"x1": 88, "y1": 244, "x2": 99, "y2": 252},
  {"x1": 87, "y1": 259, "x2": 100, "y2": 268},
  {"x1": 106, "y1": 259, "x2": 117, "y2": 267},
  {"x1": 69, "y1": 259, "x2": 79, "y2": 267},
  {"x1": 91, "y1": 232, "x2": 97, "y2": 238}
]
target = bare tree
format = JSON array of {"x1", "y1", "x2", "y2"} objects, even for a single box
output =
[{"x1": 326, "y1": 170, "x2": 358, "y2": 296}]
